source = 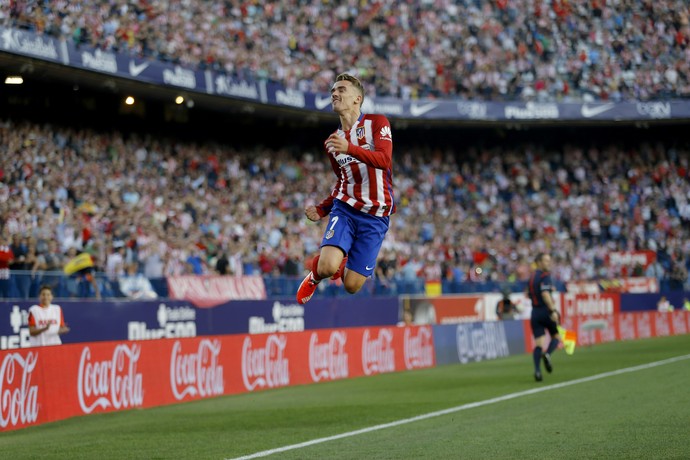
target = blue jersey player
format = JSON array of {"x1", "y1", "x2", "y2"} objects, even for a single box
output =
[{"x1": 527, "y1": 253, "x2": 561, "y2": 381}]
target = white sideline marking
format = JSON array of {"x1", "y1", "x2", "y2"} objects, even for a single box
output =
[{"x1": 228, "y1": 354, "x2": 690, "y2": 460}]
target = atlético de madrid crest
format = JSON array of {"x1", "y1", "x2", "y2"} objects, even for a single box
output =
[
  {"x1": 325, "y1": 230, "x2": 334, "y2": 240},
  {"x1": 356, "y1": 126, "x2": 365, "y2": 140}
]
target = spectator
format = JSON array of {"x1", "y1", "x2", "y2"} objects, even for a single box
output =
[
  {"x1": 0, "y1": 235, "x2": 13, "y2": 298},
  {"x1": 657, "y1": 295, "x2": 674, "y2": 312},
  {"x1": 9, "y1": 234, "x2": 29, "y2": 298},
  {"x1": 496, "y1": 292, "x2": 519, "y2": 320},
  {"x1": 645, "y1": 258, "x2": 666, "y2": 283},
  {"x1": 1, "y1": 117, "x2": 690, "y2": 295},
  {"x1": 119, "y1": 263, "x2": 158, "y2": 300}
]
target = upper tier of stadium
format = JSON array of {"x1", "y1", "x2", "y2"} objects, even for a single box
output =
[{"x1": 2, "y1": 0, "x2": 689, "y2": 102}]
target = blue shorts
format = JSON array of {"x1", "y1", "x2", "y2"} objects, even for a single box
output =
[{"x1": 320, "y1": 199, "x2": 389, "y2": 277}]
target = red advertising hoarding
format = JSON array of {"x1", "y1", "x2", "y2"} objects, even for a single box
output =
[{"x1": 0, "y1": 325, "x2": 435, "y2": 431}]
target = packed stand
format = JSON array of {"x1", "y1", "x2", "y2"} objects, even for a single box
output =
[
  {"x1": 1, "y1": 118, "x2": 689, "y2": 299},
  {"x1": 2, "y1": 0, "x2": 690, "y2": 102}
]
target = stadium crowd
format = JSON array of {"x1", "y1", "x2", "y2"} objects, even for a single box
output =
[
  {"x1": 1, "y1": 118, "x2": 689, "y2": 300},
  {"x1": 3, "y1": 0, "x2": 690, "y2": 101}
]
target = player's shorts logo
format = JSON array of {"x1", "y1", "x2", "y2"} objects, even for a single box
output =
[{"x1": 325, "y1": 230, "x2": 334, "y2": 240}]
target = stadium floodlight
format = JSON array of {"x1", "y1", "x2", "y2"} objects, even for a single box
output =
[
  {"x1": 175, "y1": 96, "x2": 184, "y2": 105},
  {"x1": 125, "y1": 96, "x2": 135, "y2": 105},
  {"x1": 5, "y1": 76, "x2": 23, "y2": 84}
]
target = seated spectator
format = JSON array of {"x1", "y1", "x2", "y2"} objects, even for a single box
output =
[{"x1": 119, "y1": 263, "x2": 158, "y2": 300}]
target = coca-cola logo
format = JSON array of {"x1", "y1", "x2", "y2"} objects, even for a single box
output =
[
  {"x1": 241, "y1": 335, "x2": 290, "y2": 391},
  {"x1": 403, "y1": 327, "x2": 434, "y2": 370},
  {"x1": 362, "y1": 329, "x2": 395, "y2": 376},
  {"x1": 0, "y1": 352, "x2": 38, "y2": 428},
  {"x1": 77, "y1": 345, "x2": 144, "y2": 414},
  {"x1": 308, "y1": 331, "x2": 349, "y2": 382},
  {"x1": 170, "y1": 340, "x2": 224, "y2": 400}
]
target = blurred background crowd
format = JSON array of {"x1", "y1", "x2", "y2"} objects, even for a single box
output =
[
  {"x1": 2, "y1": 0, "x2": 690, "y2": 101},
  {"x1": 1, "y1": 118, "x2": 689, "y2": 300}
]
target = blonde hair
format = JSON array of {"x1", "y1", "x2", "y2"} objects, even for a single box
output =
[{"x1": 335, "y1": 73, "x2": 365, "y2": 106}]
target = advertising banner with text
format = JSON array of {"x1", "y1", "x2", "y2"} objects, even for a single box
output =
[
  {"x1": 0, "y1": 325, "x2": 434, "y2": 431},
  {"x1": 0, "y1": 297, "x2": 399, "y2": 350},
  {"x1": 432, "y1": 320, "x2": 526, "y2": 366}
]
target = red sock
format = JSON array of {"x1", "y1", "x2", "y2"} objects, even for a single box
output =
[
  {"x1": 311, "y1": 255, "x2": 324, "y2": 281},
  {"x1": 331, "y1": 256, "x2": 348, "y2": 280}
]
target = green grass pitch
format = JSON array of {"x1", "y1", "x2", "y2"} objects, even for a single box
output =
[{"x1": 2, "y1": 334, "x2": 689, "y2": 459}]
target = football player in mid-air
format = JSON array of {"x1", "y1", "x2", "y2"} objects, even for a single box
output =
[{"x1": 297, "y1": 73, "x2": 395, "y2": 305}]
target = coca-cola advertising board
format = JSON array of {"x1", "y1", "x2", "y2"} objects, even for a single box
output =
[{"x1": 0, "y1": 325, "x2": 434, "y2": 431}]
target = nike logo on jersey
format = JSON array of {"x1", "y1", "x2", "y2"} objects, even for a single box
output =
[
  {"x1": 410, "y1": 102, "x2": 439, "y2": 117},
  {"x1": 580, "y1": 103, "x2": 616, "y2": 118},
  {"x1": 129, "y1": 60, "x2": 150, "y2": 77}
]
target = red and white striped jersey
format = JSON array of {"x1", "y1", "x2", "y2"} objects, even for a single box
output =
[{"x1": 317, "y1": 113, "x2": 395, "y2": 218}]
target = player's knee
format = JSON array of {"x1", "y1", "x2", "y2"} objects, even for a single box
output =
[
  {"x1": 343, "y1": 278, "x2": 364, "y2": 294},
  {"x1": 316, "y1": 260, "x2": 339, "y2": 278}
]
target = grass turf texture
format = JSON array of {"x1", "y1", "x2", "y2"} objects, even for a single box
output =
[{"x1": 1, "y1": 334, "x2": 688, "y2": 459}]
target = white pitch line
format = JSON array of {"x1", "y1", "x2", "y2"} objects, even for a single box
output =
[{"x1": 228, "y1": 354, "x2": 690, "y2": 460}]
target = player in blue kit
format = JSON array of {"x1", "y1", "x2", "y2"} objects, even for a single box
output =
[{"x1": 527, "y1": 253, "x2": 561, "y2": 381}]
